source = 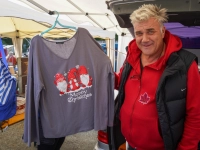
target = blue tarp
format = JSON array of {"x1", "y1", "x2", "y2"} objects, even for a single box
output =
[{"x1": 0, "y1": 38, "x2": 8, "y2": 67}]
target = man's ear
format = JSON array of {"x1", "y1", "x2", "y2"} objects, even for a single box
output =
[{"x1": 162, "y1": 26, "x2": 166, "y2": 38}]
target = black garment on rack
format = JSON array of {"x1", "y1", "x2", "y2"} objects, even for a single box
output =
[{"x1": 37, "y1": 118, "x2": 65, "y2": 150}]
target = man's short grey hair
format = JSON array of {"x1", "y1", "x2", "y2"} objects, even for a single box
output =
[{"x1": 130, "y1": 4, "x2": 168, "y2": 25}]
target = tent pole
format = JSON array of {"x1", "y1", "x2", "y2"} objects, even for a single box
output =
[
  {"x1": 25, "y1": 0, "x2": 120, "y2": 34},
  {"x1": 17, "y1": 57, "x2": 23, "y2": 94},
  {"x1": 26, "y1": 0, "x2": 50, "y2": 13},
  {"x1": 66, "y1": 0, "x2": 120, "y2": 32},
  {"x1": 67, "y1": 0, "x2": 104, "y2": 29},
  {"x1": 106, "y1": 39, "x2": 115, "y2": 69},
  {"x1": 59, "y1": 12, "x2": 106, "y2": 15},
  {"x1": 26, "y1": 0, "x2": 105, "y2": 29},
  {"x1": 106, "y1": 17, "x2": 122, "y2": 33}
]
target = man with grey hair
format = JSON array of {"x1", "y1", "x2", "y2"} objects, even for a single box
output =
[{"x1": 114, "y1": 4, "x2": 200, "y2": 150}]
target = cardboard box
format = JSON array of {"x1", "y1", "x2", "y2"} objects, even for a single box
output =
[
  {"x1": 16, "y1": 97, "x2": 26, "y2": 115},
  {"x1": 12, "y1": 74, "x2": 18, "y2": 80}
]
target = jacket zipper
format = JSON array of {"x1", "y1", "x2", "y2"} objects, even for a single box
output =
[{"x1": 128, "y1": 70, "x2": 142, "y2": 142}]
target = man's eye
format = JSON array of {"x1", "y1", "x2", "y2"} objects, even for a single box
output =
[
  {"x1": 148, "y1": 30, "x2": 155, "y2": 35},
  {"x1": 136, "y1": 32, "x2": 142, "y2": 36}
]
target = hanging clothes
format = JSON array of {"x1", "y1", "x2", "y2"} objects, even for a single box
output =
[{"x1": 23, "y1": 28, "x2": 115, "y2": 146}]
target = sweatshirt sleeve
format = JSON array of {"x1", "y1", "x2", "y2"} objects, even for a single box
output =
[
  {"x1": 23, "y1": 39, "x2": 43, "y2": 146},
  {"x1": 177, "y1": 61, "x2": 200, "y2": 150}
]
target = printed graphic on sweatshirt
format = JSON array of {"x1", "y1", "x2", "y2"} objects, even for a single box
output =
[
  {"x1": 68, "y1": 89, "x2": 92, "y2": 103},
  {"x1": 54, "y1": 65, "x2": 93, "y2": 98},
  {"x1": 138, "y1": 92, "x2": 150, "y2": 104}
]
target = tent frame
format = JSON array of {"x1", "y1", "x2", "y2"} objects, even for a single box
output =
[{"x1": 26, "y1": 0, "x2": 120, "y2": 32}]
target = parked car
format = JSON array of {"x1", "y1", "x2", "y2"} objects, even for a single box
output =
[
  {"x1": 94, "y1": 0, "x2": 200, "y2": 150},
  {"x1": 94, "y1": 130, "x2": 110, "y2": 150}
]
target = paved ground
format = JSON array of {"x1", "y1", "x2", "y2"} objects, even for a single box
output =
[{"x1": 0, "y1": 121, "x2": 97, "y2": 150}]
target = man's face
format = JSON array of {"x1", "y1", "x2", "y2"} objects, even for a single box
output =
[{"x1": 133, "y1": 17, "x2": 165, "y2": 57}]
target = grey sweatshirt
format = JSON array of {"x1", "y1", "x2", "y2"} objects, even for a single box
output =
[{"x1": 23, "y1": 28, "x2": 114, "y2": 146}]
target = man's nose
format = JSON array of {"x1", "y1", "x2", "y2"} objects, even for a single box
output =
[{"x1": 142, "y1": 33, "x2": 149, "y2": 42}]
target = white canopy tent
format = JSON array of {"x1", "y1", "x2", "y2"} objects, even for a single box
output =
[
  {"x1": 16, "y1": 0, "x2": 133, "y2": 72},
  {"x1": 18, "y1": 0, "x2": 131, "y2": 35},
  {"x1": 17, "y1": 0, "x2": 133, "y2": 66},
  {"x1": 1, "y1": 0, "x2": 133, "y2": 64},
  {"x1": 0, "y1": 0, "x2": 118, "y2": 56},
  {"x1": 0, "y1": 0, "x2": 133, "y2": 94},
  {"x1": 0, "y1": 0, "x2": 119, "y2": 94}
]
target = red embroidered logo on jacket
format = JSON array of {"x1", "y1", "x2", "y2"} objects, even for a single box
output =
[{"x1": 138, "y1": 92, "x2": 150, "y2": 104}]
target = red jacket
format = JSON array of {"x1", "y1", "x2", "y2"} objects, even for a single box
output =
[{"x1": 115, "y1": 31, "x2": 200, "y2": 150}]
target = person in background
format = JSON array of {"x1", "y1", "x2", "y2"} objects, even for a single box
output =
[
  {"x1": 115, "y1": 4, "x2": 200, "y2": 150},
  {"x1": 6, "y1": 51, "x2": 17, "y2": 66}
]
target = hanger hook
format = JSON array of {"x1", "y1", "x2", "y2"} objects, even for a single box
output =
[{"x1": 54, "y1": 11, "x2": 59, "y2": 21}]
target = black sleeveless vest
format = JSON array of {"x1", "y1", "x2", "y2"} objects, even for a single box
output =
[{"x1": 156, "y1": 50, "x2": 197, "y2": 149}]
